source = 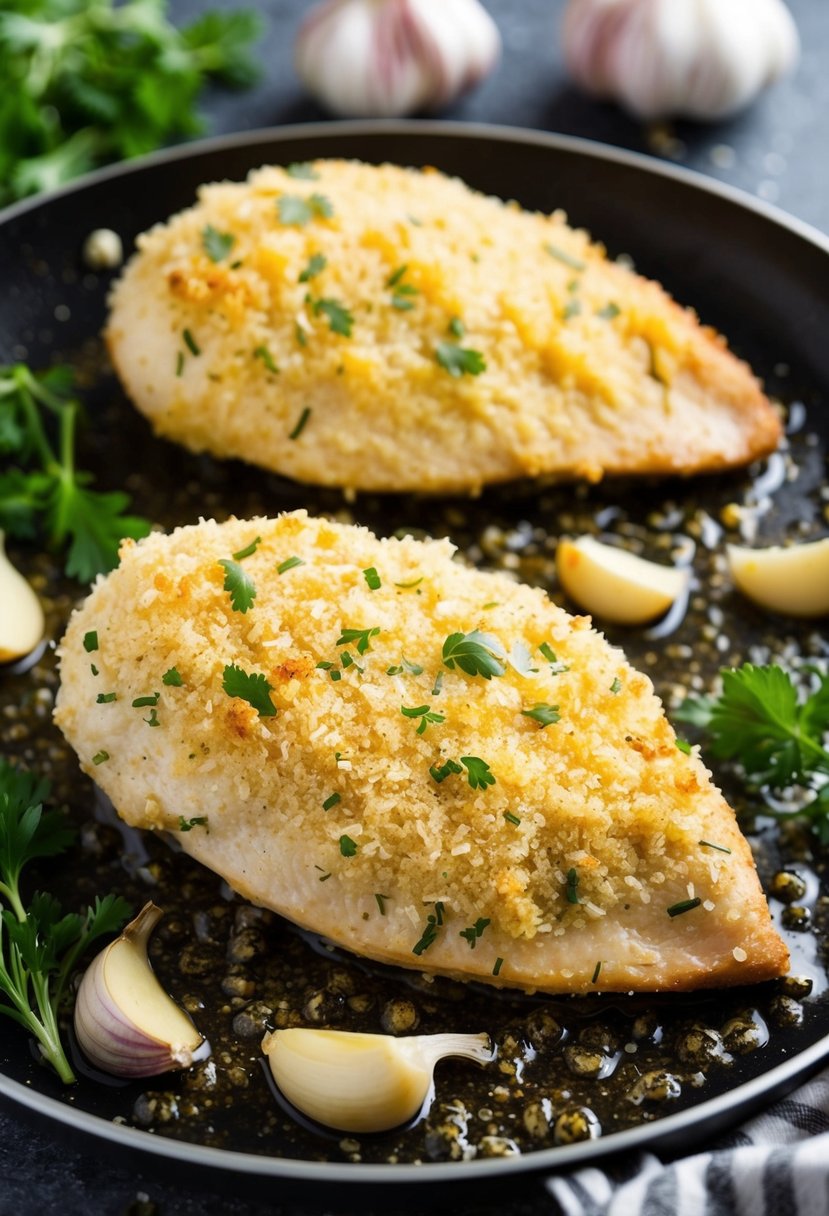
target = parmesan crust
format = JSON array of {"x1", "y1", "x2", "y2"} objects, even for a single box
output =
[
  {"x1": 106, "y1": 160, "x2": 781, "y2": 494},
  {"x1": 54, "y1": 512, "x2": 788, "y2": 993}
]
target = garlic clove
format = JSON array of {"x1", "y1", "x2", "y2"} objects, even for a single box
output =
[
  {"x1": 261, "y1": 1028, "x2": 492, "y2": 1133},
  {"x1": 0, "y1": 530, "x2": 45, "y2": 663},
  {"x1": 556, "y1": 535, "x2": 689, "y2": 626},
  {"x1": 727, "y1": 537, "x2": 829, "y2": 618},
  {"x1": 74, "y1": 902, "x2": 208, "y2": 1078},
  {"x1": 562, "y1": 0, "x2": 799, "y2": 122},
  {"x1": 295, "y1": 0, "x2": 501, "y2": 119}
]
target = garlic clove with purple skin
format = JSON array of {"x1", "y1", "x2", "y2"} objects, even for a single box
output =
[
  {"x1": 74, "y1": 902, "x2": 209, "y2": 1078},
  {"x1": 262, "y1": 1028, "x2": 492, "y2": 1133},
  {"x1": 295, "y1": 0, "x2": 501, "y2": 119},
  {"x1": 562, "y1": 0, "x2": 799, "y2": 122}
]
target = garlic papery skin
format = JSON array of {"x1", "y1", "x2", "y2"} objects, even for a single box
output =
[
  {"x1": 562, "y1": 0, "x2": 799, "y2": 122},
  {"x1": 262, "y1": 1028, "x2": 492, "y2": 1133},
  {"x1": 74, "y1": 902, "x2": 208, "y2": 1078},
  {"x1": 0, "y1": 530, "x2": 45, "y2": 663},
  {"x1": 727, "y1": 537, "x2": 829, "y2": 618},
  {"x1": 556, "y1": 535, "x2": 690, "y2": 626},
  {"x1": 295, "y1": 0, "x2": 501, "y2": 119}
]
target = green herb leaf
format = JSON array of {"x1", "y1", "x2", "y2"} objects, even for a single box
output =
[
  {"x1": 597, "y1": 303, "x2": 621, "y2": 320},
  {"x1": 435, "y1": 341, "x2": 486, "y2": 378},
  {"x1": 539, "y1": 641, "x2": 570, "y2": 674},
  {"x1": 363, "y1": 567, "x2": 381, "y2": 590},
  {"x1": 394, "y1": 577, "x2": 424, "y2": 589},
  {"x1": 253, "y1": 346, "x2": 279, "y2": 374},
  {"x1": 401, "y1": 705, "x2": 445, "y2": 735},
  {"x1": 336, "y1": 627, "x2": 380, "y2": 655},
  {"x1": 544, "y1": 243, "x2": 586, "y2": 271},
  {"x1": 162, "y1": 667, "x2": 183, "y2": 687},
  {"x1": 676, "y1": 738, "x2": 692, "y2": 755},
  {"x1": 442, "y1": 630, "x2": 506, "y2": 679},
  {"x1": 667, "y1": 898, "x2": 702, "y2": 918},
  {"x1": 288, "y1": 406, "x2": 311, "y2": 439},
  {"x1": 144, "y1": 707, "x2": 160, "y2": 728},
  {"x1": 183, "y1": 328, "x2": 200, "y2": 356},
  {"x1": 131, "y1": 693, "x2": 159, "y2": 708},
  {"x1": 178, "y1": 816, "x2": 208, "y2": 832},
  {"x1": 277, "y1": 555, "x2": 305, "y2": 574},
  {"x1": 699, "y1": 840, "x2": 732, "y2": 854},
  {"x1": 375, "y1": 893, "x2": 389, "y2": 915},
  {"x1": 461, "y1": 756, "x2": 495, "y2": 790},
  {"x1": 412, "y1": 911, "x2": 441, "y2": 956},
  {"x1": 387, "y1": 659, "x2": 424, "y2": 677},
  {"x1": 202, "y1": 225, "x2": 235, "y2": 263},
  {"x1": 610, "y1": 677, "x2": 622, "y2": 694},
  {"x1": 566, "y1": 867, "x2": 580, "y2": 904},
  {"x1": 448, "y1": 316, "x2": 465, "y2": 338},
  {"x1": 83, "y1": 631, "x2": 99, "y2": 653},
  {"x1": 493, "y1": 957, "x2": 504, "y2": 976},
  {"x1": 92, "y1": 750, "x2": 109, "y2": 765},
  {"x1": 218, "y1": 559, "x2": 256, "y2": 613},
  {"x1": 430, "y1": 758, "x2": 463, "y2": 784},
  {"x1": 459, "y1": 917, "x2": 490, "y2": 949},
  {"x1": 339, "y1": 834, "x2": 358, "y2": 857},
  {"x1": 222, "y1": 663, "x2": 277, "y2": 718},
  {"x1": 232, "y1": 536, "x2": 262, "y2": 561},
  {"x1": 299, "y1": 252, "x2": 328, "y2": 283},
  {"x1": 323, "y1": 793, "x2": 341, "y2": 811},
  {"x1": 96, "y1": 692, "x2": 117, "y2": 704},
  {"x1": 562, "y1": 299, "x2": 582, "y2": 320},
  {"x1": 521, "y1": 703, "x2": 561, "y2": 728},
  {"x1": 311, "y1": 297, "x2": 353, "y2": 337},
  {"x1": 591, "y1": 960, "x2": 602, "y2": 984},
  {"x1": 286, "y1": 163, "x2": 319, "y2": 180},
  {"x1": 277, "y1": 194, "x2": 333, "y2": 225},
  {"x1": 503, "y1": 811, "x2": 521, "y2": 826}
]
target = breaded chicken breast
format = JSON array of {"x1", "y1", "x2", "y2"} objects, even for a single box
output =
[
  {"x1": 106, "y1": 160, "x2": 781, "y2": 494},
  {"x1": 55, "y1": 512, "x2": 787, "y2": 993}
]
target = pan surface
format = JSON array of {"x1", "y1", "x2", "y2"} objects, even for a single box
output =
[{"x1": 1, "y1": 120, "x2": 828, "y2": 1189}]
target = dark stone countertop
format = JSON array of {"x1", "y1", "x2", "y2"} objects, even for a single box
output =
[{"x1": 1, "y1": 2, "x2": 827, "y2": 1213}]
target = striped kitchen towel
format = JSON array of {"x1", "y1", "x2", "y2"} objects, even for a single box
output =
[{"x1": 546, "y1": 1067, "x2": 829, "y2": 1216}]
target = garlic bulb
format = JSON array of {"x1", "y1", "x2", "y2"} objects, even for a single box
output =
[
  {"x1": 556, "y1": 535, "x2": 689, "y2": 626},
  {"x1": 295, "y1": 0, "x2": 501, "y2": 118},
  {"x1": 727, "y1": 537, "x2": 829, "y2": 618},
  {"x1": 0, "y1": 530, "x2": 45, "y2": 663},
  {"x1": 74, "y1": 902, "x2": 209, "y2": 1078},
  {"x1": 562, "y1": 0, "x2": 799, "y2": 121},
  {"x1": 262, "y1": 1028, "x2": 492, "y2": 1132}
]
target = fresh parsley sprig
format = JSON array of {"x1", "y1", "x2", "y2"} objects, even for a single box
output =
[
  {"x1": 678, "y1": 663, "x2": 829, "y2": 836},
  {"x1": 442, "y1": 630, "x2": 506, "y2": 679},
  {"x1": 0, "y1": 760, "x2": 130, "y2": 1083},
  {"x1": 0, "y1": 364, "x2": 150, "y2": 581}
]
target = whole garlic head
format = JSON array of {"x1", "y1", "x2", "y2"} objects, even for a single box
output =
[
  {"x1": 562, "y1": 0, "x2": 799, "y2": 121},
  {"x1": 295, "y1": 0, "x2": 501, "y2": 118}
]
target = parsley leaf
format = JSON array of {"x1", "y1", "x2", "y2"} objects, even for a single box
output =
[
  {"x1": 277, "y1": 555, "x2": 304, "y2": 574},
  {"x1": 277, "y1": 194, "x2": 333, "y2": 226},
  {"x1": 178, "y1": 816, "x2": 208, "y2": 832},
  {"x1": 337, "y1": 627, "x2": 380, "y2": 655},
  {"x1": 442, "y1": 630, "x2": 506, "y2": 679},
  {"x1": 459, "y1": 917, "x2": 490, "y2": 949},
  {"x1": 222, "y1": 663, "x2": 277, "y2": 717},
  {"x1": 310, "y1": 297, "x2": 353, "y2": 337},
  {"x1": 544, "y1": 243, "x2": 586, "y2": 271},
  {"x1": 218, "y1": 559, "x2": 256, "y2": 613},
  {"x1": 461, "y1": 756, "x2": 495, "y2": 790},
  {"x1": 521, "y1": 703, "x2": 561, "y2": 728},
  {"x1": 202, "y1": 225, "x2": 235, "y2": 262},
  {"x1": 430, "y1": 758, "x2": 463, "y2": 783},
  {"x1": 339, "y1": 834, "x2": 358, "y2": 857},
  {"x1": 253, "y1": 346, "x2": 279, "y2": 374},
  {"x1": 299, "y1": 252, "x2": 327, "y2": 282},
  {"x1": 286, "y1": 162, "x2": 319, "y2": 179},
  {"x1": 387, "y1": 659, "x2": 424, "y2": 677},
  {"x1": 162, "y1": 667, "x2": 183, "y2": 687},
  {"x1": 232, "y1": 536, "x2": 261, "y2": 561},
  {"x1": 363, "y1": 566, "x2": 381, "y2": 590},
  {"x1": 435, "y1": 341, "x2": 486, "y2": 378},
  {"x1": 401, "y1": 705, "x2": 445, "y2": 735}
]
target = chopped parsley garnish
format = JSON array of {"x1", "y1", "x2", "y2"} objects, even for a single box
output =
[
  {"x1": 253, "y1": 345, "x2": 279, "y2": 374},
  {"x1": 286, "y1": 162, "x2": 319, "y2": 180},
  {"x1": 131, "y1": 693, "x2": 159, "y2": 708},
  {"x1": 310, "y1": 296, "x2": 353, "y2": 337},
  {"x1": 508, "y1": 641, "x2": 538, "y2": 676},
  {"x1": 201, "y1": 225, "x2": 235, "y2": 263},
  {"x1": 431, "y1": 670, "x2": 444, "y2": 697},
  {"x1": 435, "y1": 341, "x2": 486, "y2": 378},
  {"x1": 316, "y1": 660, "x2": 334, "y2": 671},
  {"x1": 277, "y1": 555, "x2": 305, "y2": 574},
  {"x1": 503, "y1": 811, "x2": 521, "y2": 826},
  {"x1": 232, "y1": 536, "x2": 262, "y2": 561},
  {"x1": 667, "y1": 898, "x2": 702, "y2": 918},
  {"x1": 610, "y1": 677, "x2": 622, "y2": 694},
  {"x1": 386, "y1": 265, "x2": 419, "y2": 310},
  {"x1": 288, "y1": 406, "x2": 311, "y2": 440},
  {"x1": 83, "y1": 631, "x2": 98, "y2": 653},
  {"x1": 699, "y1": 840, "x2": 732, "y2": 854},
  {"x1": 90, "y1": 664, "x2": 98, "y2": 676},
  {"x1": 493, "y1": 957, "x2": 504, "y2": 976},
  {"x1": 461, "y1": 756, "x2": 495, "y2": 790},
  {"x1": 597, "y1": 302, "x2": 621, "y2": 320},
  {"x1": 375, "y1": 893, "x2": 389, "y2": 915},
  {"x1": 459, "y1": 917, "x2": 490, "y2": 949},
  {"x1": 448, "y1": 316, "x2": 465, "y2": 338},
  {"x1": 295, "y1": 322, "x2": 309, "y2": 348},
  {"x1": 412, "y1": 910, "x2": 441, "y2": 956},
  {"x1": 337, "y1": 627, "x2": 380, "y2": 655},
  {"x1": 340, "y1": 651, "x2": 363, "y2": 672},
  {"x1": 183, "y1": 328, "x2": 200, "y2": 356},
  {"x1": 430, "y1": 758, "x2": 463, "y2": 783},
  {"x1": 386, "y1": 265, "x2": 408, "y2": 287},
  {"x1": 539, "y1": 641, "x2": 570, "y2": 674},
  {"x1": 178, "y1": 816, "x2": 208, "y2": 832},
  {"x1": 442, "y1": 630, "x2": 506, "y2": 679},
  {"x1": 222, "y1": 663, "x2": 277, "y2": 718},
  {"x1": 144, "y1": 707, "x2": 160, "y2": 727},
  {"x1": 339, "y1": 834, "x2": 358, "y2": 857},
  {"x1": 299, "y1": 252, "x2": 327, "y2": 283},
  {"x1": 592, "y1": 960, "x2": 602, "y2": 984},
  {"x1": 387, "y1": 659, "x2": 424, "y2": 676},
  {"x1": 277, "y1": 193, "x2": 333, "y2": 225},
  {"x1": 401, "y1": 705, "x2": 445, "y2": 735},
  {"x1": 566, "y1": 867, "x2": 580, "y2": 904},
  {"x1": 521, "y1": 703, "x2": 561, "y2": 728},
  {"x1": 96, "y1": 692, "x2": 117, "y2": 704},
  {"x1": 676, "y1": 738, "x2": 692, "y2": 755},
  {"x1": 162, "y1": 667, "x2": 183, "y2": 687},
  {"x1": 92, "y1": 750, "x2": 109, "y2": 765},
  {"x1": 394, "y1": 577, "x2": 424, "y2": 589},
  {"x1": 363, "y1": 566, "x2": 381, "y2": 590},
  {"x1": 544, "y1": 243, "x2": 586, "y2": 271},
  {"x1": 323, "y1": 793, "x2": 341, "y2": 811},
  {"x1": 218, "y1": 559, "x2": 256, "y2": 613},
  {"x1": 176, "y1": 351, "x2": 185, "y2": 377},
  {"x1": 562, "y1": 299, "x2": 582, "y2": 321}
]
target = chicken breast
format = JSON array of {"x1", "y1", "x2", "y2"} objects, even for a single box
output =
[
  {"x1": 106, "y1": 160, "x2": 781, "y2": 494},
  {"x1": 54, "y1": 512, "x2": 788, "y2": 994}
]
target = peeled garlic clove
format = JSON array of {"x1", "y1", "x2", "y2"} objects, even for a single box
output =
[
  {"x1": 74, "y1": 902, "x2": 208, "y2": 1078},
  {"x1": 556, "y1": 535, "x2": 689, "y2": 626},
  {"x1": 727, "y1": 537, "x2": 829, "y2": 618},
  {"x1": 0, "y1": 530, "x2": 45, "y2": 663},
  {"x1": 262, "y1": 1028, "x2": 492, "y2": 1133},
  {"x1": 295, "y1": 0, "x2": 501, "y2": 119},
  {"x1": 562, "y1": 0, "x2": 799, "y2": 122}
]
